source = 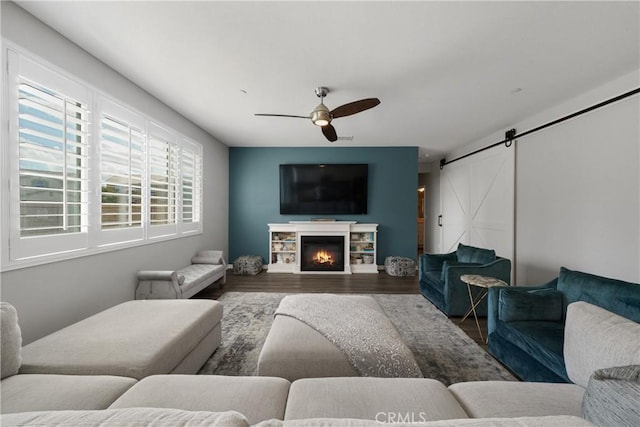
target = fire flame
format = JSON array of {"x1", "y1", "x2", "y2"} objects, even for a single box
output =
[{"x1": 313, "y1": 250, "x2": 334, "y2": 265}]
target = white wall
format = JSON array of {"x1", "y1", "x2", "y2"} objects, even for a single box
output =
[
  {"x1": 432, "y1": 71, "x2": 639, "y2": 285},
  {"x1": 0, "y1": 2, "x2": 229, "y2": 344},
  {"x1": 515, "y1": 72, "x2": 639, "y2": 284}
]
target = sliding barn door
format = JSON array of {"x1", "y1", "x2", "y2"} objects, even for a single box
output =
[{"x1": 440, "y1": 145, "x2": 515, "y2": 269}]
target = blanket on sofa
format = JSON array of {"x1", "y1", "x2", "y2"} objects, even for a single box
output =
[{"x1": 275, "y1": 294, "x2": 423, "y2": 378}]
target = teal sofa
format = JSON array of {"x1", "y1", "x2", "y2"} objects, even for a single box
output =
[
  {"x1": 419, "y1": 243, "x2": 512, "y2": 316},
  {"x1": 487, "y1": 267, "x2": 640, "y2": 382}
]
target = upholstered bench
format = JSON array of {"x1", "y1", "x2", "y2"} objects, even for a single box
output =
[
  {"x1": 384, "y1": 256, "x2": 417, "y2": 276},
  {"x1": 136, "y1": 250, "x2": 226, "y2": 299},
  {"x1": 233, "y1": 255, "x2": 263, "y2": 275},
  {"x1": 19, "y1": 300, "x2": 223, "y2": 380},
  {"x1": 257, "y1": 294, "x2": 421, "y2": 381}
]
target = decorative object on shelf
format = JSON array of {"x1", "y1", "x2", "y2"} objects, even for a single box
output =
[{"x1": 362, "y1": 254, "x2": 374, "y2": 264}]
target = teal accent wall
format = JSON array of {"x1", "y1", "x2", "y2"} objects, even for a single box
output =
[{"x1": 229, "y1": 147, "x2": 418, "y2": 266}]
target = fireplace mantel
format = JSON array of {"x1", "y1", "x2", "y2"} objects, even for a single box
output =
[{"x1": 268, "y1": 222, "x2": 378, "y2": 274}]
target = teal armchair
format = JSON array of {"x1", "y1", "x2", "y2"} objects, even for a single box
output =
[{"x1": 419, "y1": 243, "x2": 511, "y2": 316}]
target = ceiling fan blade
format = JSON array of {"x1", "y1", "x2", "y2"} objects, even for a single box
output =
[
  {"x1": 322, "y1": 124, "x2": 338, "y2": 142},
  {"x1": 330, "y1": 98, "x2": 380, "y2": 119},
  {"x1": 254, "y1": 113, "x2": 310, "y2": 119}
]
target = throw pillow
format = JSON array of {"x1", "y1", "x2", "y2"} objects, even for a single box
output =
[
  {"x1": 564, "y1": 302, "x2": 640, "y2": 388},
  {"x1": 456, "y1": 243, "x2": 496, "y2": 265},
  {"x1": 582, "y1": 365, "x2": 640, "y2": 427},
  {"x1": 191, "y1": 255, "x2": 222, "y2": 264},
  {"x1": 1, "y1": 302, "x2": 22, "y2": 379},
  {"x1": 498, "y1": 288, "x2": 563, "y2": 322}
]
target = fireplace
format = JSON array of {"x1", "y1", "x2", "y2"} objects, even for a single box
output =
[{"x1": 300, "y1": 235, "x2": 345, "y2": 272}]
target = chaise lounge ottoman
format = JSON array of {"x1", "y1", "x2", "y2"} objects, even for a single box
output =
[
  {"x1": 257, "y1": 294, "x2": 421, "y2": 381},
  {"x1": 19, "y1": 300, "x2": 223, "y2": 380}
]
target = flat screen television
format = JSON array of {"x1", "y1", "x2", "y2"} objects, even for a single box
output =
[{"x1": 280, "y1": 164, "x2": 368, "y2": 215}]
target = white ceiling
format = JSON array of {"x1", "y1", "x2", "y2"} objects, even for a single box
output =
[{"x1": 16, "y1": 1, "x2": 640, "y2": 160}]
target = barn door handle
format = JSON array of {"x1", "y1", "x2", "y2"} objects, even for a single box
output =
[{"x1": 438, "y1": 215, "x2": 443, "y2": 227}]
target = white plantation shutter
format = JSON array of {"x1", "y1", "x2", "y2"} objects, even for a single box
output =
[
  {"x1": 4, "y1": 48, "x2": 205, "y2": 268},
  {"x1": 180, "y1": 139, "x2": 202, "y2": 232},
  {"x1": 9, "y1": 52, "x2": 91, "y2": 260},
  {"x1": 148, "y1": 124, "x2": 179, "y2": 237},
  {"x1": 97, "y1": 99, "x2": 145, "y2": 244}
]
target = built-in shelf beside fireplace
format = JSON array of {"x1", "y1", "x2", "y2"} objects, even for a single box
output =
[{"x1": 268, "y1": 222, "x2": 378, "y2": 274}]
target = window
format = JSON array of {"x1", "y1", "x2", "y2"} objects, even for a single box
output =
[
  {"x1": 18, "y1": 82, "x2": 89, "y2": 237},
  {"x1": 4, "y1": 48, "x2": 203, "y2": 268},
  {"x1": 7, "y1": 52, "x2": 91, "y2": 260},
  {"x1": 97, "y1": 98, "x2": 146, "y2": 245},
  {"x1": 181, "y1": 139, "x2": 202, "y2": 233},
  {"x1": 148, "y1": 124, "x2": 179, "y2": 237}
]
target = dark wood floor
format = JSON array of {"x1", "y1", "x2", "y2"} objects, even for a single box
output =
[{"x1": 195, "y1": 270, "x2": 488, "y2": 349}]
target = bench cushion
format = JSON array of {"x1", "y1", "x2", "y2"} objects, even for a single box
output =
[
  {"x1": 20, "y1": 300, "x2": 222, "y2": 379},
  {"x1": 177, "y1": 263, "x2": 225, "y2": 295},
  {"x1": 110, "y1": 375, "x2": 290, "y2": 425},
  {"x1": 1, "y1": 374, "x2": 136, "y2": 414}
]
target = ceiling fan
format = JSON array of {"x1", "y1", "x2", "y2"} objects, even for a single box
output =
[{"x1": 255, "y1": 87, "x2": 380, "y2": 142}]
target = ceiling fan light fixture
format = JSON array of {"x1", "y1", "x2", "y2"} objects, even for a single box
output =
[{"x1": 311, "y1": 103, "x2": 331, "y2": 126}]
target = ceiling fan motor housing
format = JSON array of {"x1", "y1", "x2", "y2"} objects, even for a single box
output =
[{"x1": 311, "y1": 103, "x2": 331, "y2": 126}]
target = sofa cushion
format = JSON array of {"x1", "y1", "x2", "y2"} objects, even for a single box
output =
[
  {"x1": 495, "y1": 320, "x2": 566, "y2": 380},
  {"x1": 110, "y1": 375, "x2": 290, "y2": 425},
  {"x1": 1, "y1": 302, "x2": 22, "y2": 379},
  {"x1": 499, "y1": 289, "x2": 563, "y2": 322},
  {"x1": 448, "y1": 381, "x2": 585, "y2": 418},
  {"x1": 456, "y1": 243, "x2": 495, "y2": 264},
  {"x1": 284, "y1": 377, "x2": 468, "y2": 421},
  {"x1": 20, "y1": 300, "x2": 223, "y2": 379},
  {"x1": 1, "y1": 374, "x2": 136, "y2": 414},
  {"x1": 556, "y1": 267, "x2": 640, "y2": 322},
  {"x1": 564, "y1": 302, "x2": 640, "y2": 388},
  {"x1": 0, "y1": 408, "x2": 250, "y2": 427},
  {"x1": 256, "y1": 416, "x2": 595, "y2": 427},
  {"x1": 582, "y1": 365, "x2": 640, "y2": 427}
]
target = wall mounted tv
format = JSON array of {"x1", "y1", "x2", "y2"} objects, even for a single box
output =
[{"x1": 280, "y1": 164, "x2": 368, "y2": 215}]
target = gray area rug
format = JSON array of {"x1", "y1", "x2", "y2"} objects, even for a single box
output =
[{"x1": 198, "y1": 292, "x2": 516, "y2": 385}]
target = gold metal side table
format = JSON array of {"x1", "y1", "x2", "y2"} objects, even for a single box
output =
[{"x1": 460, "y1": 274, "x2": 508, "y2": 344}]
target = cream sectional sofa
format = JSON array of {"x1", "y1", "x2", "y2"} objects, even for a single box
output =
[
  {"x1": 2, "y1": 300, "x2": 638, "y2": 426},
  {"x1": 1, "y1": 299, "x2": 222, "y2": 413}
]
